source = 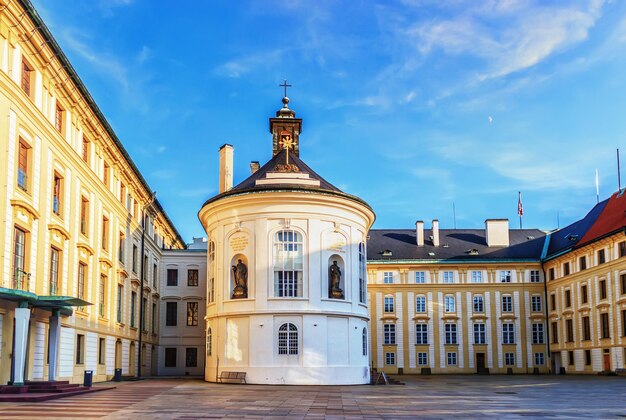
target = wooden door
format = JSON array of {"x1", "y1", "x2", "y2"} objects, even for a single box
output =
[
  {"x1": 476, "y1": 353, "x2": 485, "y2": 372},
  {"x1": 603, "y1": 353, "x2": 611, "y2": 371}
]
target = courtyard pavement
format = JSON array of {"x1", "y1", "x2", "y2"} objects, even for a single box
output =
[{"x1": 0, "y1": 375, "x2": 625, "y2": 419}]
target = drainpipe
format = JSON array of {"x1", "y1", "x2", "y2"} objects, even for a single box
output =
[{"x1": 137, "y1": 192, "x2": 156, "y2": 379}]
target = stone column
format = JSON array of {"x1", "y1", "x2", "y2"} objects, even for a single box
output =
[
  {"x1": 48, "y1": 310, "x2": 61, "y2": 382},
  {"x1": 12, "y1": 305, "x2": 31, "y2": 386}
]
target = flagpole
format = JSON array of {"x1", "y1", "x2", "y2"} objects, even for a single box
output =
[
  {"x1": 517, "y1": 191, "x2": 523, "y2": 229},
  {"x1": 595, "y1": 169, "x2": 599, "y2": 204}
]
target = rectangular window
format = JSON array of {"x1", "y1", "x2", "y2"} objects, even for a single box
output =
[
  {"x1": 187, "y1": 302, "x2": 198, "y2": 326},
  {"x1": 551, "y1": 322, "x2": 559, "y2": 344},
  {"x1": 549, "y1": 268, "x2": 555, "y2": 281},
  {"x1": 132, "y1": 245, "x2": 138, "y2": 273},
  {"x1": 165, "y1": 348, "x2": 177, "y2": 367},
  {"x1": 130, "y1": 291, "x2": 137, "y2": 328},
  {"x1": 103, "y1": 162, "x2": 110, "y2": 187},
  {"x1": 530, "y1": 270, "x2": 540, "y2": 283},
  {"x1": 504, "y1": 352, "x2": 515, "y2": 366},
  {"x1": 117, "y1": 284, "x2": 123, "y2": 323},
  {"x1": 152, "y1": 303, "x2": 157, "y2": 335},
  {"x1": 600, "y1": 279, "x2": 607, "y2": 300},
  {"x1": 167, "y1": 269, "x2": 178, "y2": 286},
  {"x1": 563, "y1": 262, "x2": 570, "y2": 276},
  {"x1": 75, "y1": 334, "x2": 85, "y2": 364},
  {"x1": 98, "y1": 338, "x2": 105, "y2": 365},
  {"x1": 185, "y1": 347, "x2": 198, "y2": 367},
  {"x1": 102, "y1": 216, "x2": 109, "y2": 251},
  {"x1": 473, "y1": 295, "x2": 484, "y2": 312},
  {"x1": 443, "y1": 271, "x2": 454, "y2": 283},
  {"x1": 566, "y1": 319, "x2": 573, "y2": 342},
  {"x1": 415, "y1": 324, "x2": 428, "y2": 345},
  {"x1": 598, "y1": 249, "x2": 606, "y2": 264},
  {"x1": 49, "y1": 247, "x2": 60, "y2": 295},
  {"x1": 585, "y1": 349, "x2": 591, "y2": 365},
  {"x1": 383, "y1": 272, "x2": 394, "y2": 284},
  {"x1": 17, "y1": 140, "x2": 29, "y2": 192},
  {"x1": 568, "y1": 350, "x2": 574, "y2": 366},
  {"x1": 582, "y1": 316, "x2": 590, "y2": 341},
  {"x1": 534, "y1": 352, "x2": 545, "y2": 366},
  {"x1": 82, "y1": 136, "x2": 90, "y2": 163},
  {"x1": 77, "y1": 262, "x2": 86, "y2": 300},
  {"x1": 500, "y1": 270, "x2": 512, "y2": 283},
  {"x1": 581, "y1": 284, "x2": 588, "y2": 304},
  {"x1": 21, "y1": 59, "x2": 32, "y2": 96},
  {"x1": 532, "y1": 323, "x2": 544, "y2": 344},
  {"x1": 565, "y1": 290, "x2": 571, "y2": 308},
  {"x1": 120, "y1": 183, "x2": 126, "y2": 203},
  {"x1": 502, "y1": 323, "x2": 515, "y2": 344},
  {"x1": 620, "y1": 241, "x2": 626, "y2": 258},
  {"x1": 385, "y1": 352, "x2": 395, "y2": 366},
  {"x1": 550, "y1": 293, "x2": 556, "y2": 311},
  {"x1": 166, "y1": 302, "x2": 177, "y2": 326},
  {"x1": 471, "y1": 271, "x2": 483, "y2": 283},
  {"x1": 383, "y1": 324, "x2": 396, "y2": 345},
  {"x1": 80, "y1": 197, "x2": 89, "y2": 236},
  {"x1": 153, "y1": 263, "x2": 158, "y2": 288},
  {"x1": 118, "y1": 234, "x2": 125, "y2": 263},
  {"x1": 621, "y1": 274, "x2": 626, "y2": 295},
  {"x1": 531, "y1": 295, "x2": 542, "y2": 312},
  {"x1": 501, "y1": 295, "x2": 513, "y2": 312},
  {"x1": 99, "y1": 275, "x2": 106, "y2": 317},
  {"x1": 447, "y1": 352, "x2": 457, "y2": 366},
  {"x1": 415, "y1": 271, "x2": 425, "y2": 283},
  {"x1": 384, "y1": 296, "x2": 394, "y2": 313},
  {"x1": 55, "y1": 103, "x2": 64, "y2": 132},
  {"x1": 415, "y1": 296, "x2": 426, "y2": 313},
  {"x1": 601, "y1": 313, "x2": 610, "y2": 339},
  {"x1": 444, "y1": 295, "x2": 455, "y2": 313},
  {"x1": 12, "y1": 227, "x2": 27, "y2": 290},
  {"x1": 52, "y1": 173, "x2": 62, "y2": 216},
  {"x1": 417, "y1": 352, "x2": 428, "y2": 366},
  {"x1": 187, "y1": 269, "x2": 199, "y2": 286},
  {"x1": 579, "y1": 256, "x2": 587, "y2": 271},
  {"x1": 622, "y1": 310, "x2": 626, "y2": 337},
  {"x1": 474, "y1": 323, "x2": 486, "y2": 344},
  {"x1": 445, "y1": 323, "x2": 457, "y2": 345}
]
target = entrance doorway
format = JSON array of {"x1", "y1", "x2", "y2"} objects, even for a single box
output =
[
  {"x1": 129, "y1": 342, "x2": 136, "y2": 376},
  {"x1": 151, "y1": 346, "x2": 157, "y2": 376},
  {"x1": 603, "y1": 352, "x2": 611, "y2": 371},
  {"x1": 115, "y1": 340, "x2": 122, "y2": 369},
  {"x1": 476, "y1": 353, "x2": 487, "y2": 374},
  {"x1": 552, "y1": 352, "x2": 562, "y2": 374}
]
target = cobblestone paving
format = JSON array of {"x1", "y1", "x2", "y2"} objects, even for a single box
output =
[{"x1": 0, "y1": 376, "x2": 625, "y2": 419}]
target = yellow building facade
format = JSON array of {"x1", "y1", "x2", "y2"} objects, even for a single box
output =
[
  {"x1": 0, "y1": 0, "x2": 184, "y2": 385},
  {"x1": 367, "y1": 220, "x2": 550, "y2": 375}
]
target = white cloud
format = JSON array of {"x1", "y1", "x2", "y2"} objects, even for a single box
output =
[
  {"x1": 405, "y1": 1, "x2": 605, "y2": 79},
  {"x1": 213, "y1": 49, "x2": 285, "y2": 78}
]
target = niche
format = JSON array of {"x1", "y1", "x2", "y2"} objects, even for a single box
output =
[
  {"x1": 230, "y1": 254, "x2": 248, "y2": 299},
  {"x1": 328, "y1": 255, "x2": 345, "y2": 299}
]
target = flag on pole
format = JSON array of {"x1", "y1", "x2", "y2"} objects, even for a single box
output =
[
  {"x1": 517, "y1": 192, "x2": 524, "y2": 216},
  {"x1": 595, "y1": 169, "x2": 599, "y2": 203}
]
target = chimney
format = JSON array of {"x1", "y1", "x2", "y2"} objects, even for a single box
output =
[
  {"x1": 219, "y1": 144, "x2": 234, "y2": 193},
  {"x1": 485, "y1": 219, "x2": 509, "y2": 247},
  {"x1": 250, "y1": 161, "x2": 260, "y2": 175},
  {"x1": 415, "y1": 220, "x2": 424, "y2": 246},
  {"x1": 432, "y1": 219, "x2": 440, "y2": 247}
]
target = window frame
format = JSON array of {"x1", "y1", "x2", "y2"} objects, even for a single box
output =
[{"x1": 273, "y1": 230, "x2": 304, "y2": 298}]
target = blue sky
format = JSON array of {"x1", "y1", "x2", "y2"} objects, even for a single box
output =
[{"x1": 33, "y1": 0, "x2": 626, "y2": 241}]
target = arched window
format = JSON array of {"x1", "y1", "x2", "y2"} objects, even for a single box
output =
[
  {"x1": 473, "y1": 295, "x2": 484, "y2": 312},
  {"x1": 359, "y1": 242, "x2": 366, "y2": 303},
  {"x1": 208, "y1": 241, "x2": 215, "y2": 303},
  {"x1": 273, "y1": 230, "x2": 303, "y2": 297},
  {"x1": 362, "y1": 327, "x2": 367, "y2": 356},
  {"x1": 444, "y1": 295, "x2": 455, "y2": 313},
  {"x1": 206, "y1": 327, "x2": 212, "y2": 357},
  {"x1": 278, "y1": 323, "x2": 298, "y2": 355}
]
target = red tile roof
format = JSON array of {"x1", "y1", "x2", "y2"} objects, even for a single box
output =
[{"x1": 577, "y1": 191, "x2": 626, "y2": 248}]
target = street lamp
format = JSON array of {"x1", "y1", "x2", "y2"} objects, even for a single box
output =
[{"x1": 137, "y1": 191, "x2": 156, "y2": 379}]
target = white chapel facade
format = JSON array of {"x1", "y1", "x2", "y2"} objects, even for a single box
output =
[{"x1": 198, "y1": 97, "x2": 376, "y2": 385}]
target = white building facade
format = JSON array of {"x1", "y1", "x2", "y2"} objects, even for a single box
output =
[{"x1": 199, "y1": 98, "x2": 375, "y2": 385}]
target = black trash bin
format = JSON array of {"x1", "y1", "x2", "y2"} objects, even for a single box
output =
[
  {"x1": 84, "y1": 370, "x2": 93, "y2": 387},
  {"x1": 114, "y1": 368, "x2": 122, "y2": 382}
]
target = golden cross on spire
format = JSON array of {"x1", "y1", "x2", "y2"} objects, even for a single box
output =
[{"x1": 279, "y1": 135, "x2": 294, "y2": 165}]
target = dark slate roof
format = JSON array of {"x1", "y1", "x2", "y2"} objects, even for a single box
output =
[
  {"x1": 544, "y1": 198, "x2": 609, "y2": 258},
  {"x1": 230, "y1": 148, "x2": 341, "y2": 192},
  {"x1": 200, "y1": 148, "x2": 374, "y2": 212},
  {"x1": 368, "y1": 228, "x2": 547, "y2": 262},
  {"x1": 576, "y1": 191, "x2": 626, "y2": 248}
]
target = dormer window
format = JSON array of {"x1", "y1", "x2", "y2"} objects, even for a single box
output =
[
  {"x1": 381, "y1": 250, "x2": 392, "y2": 257},
  {"x1": 467, "y1": 249, "x2": 479, "y2": 255}
]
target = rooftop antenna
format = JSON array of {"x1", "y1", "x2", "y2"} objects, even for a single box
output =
[
  {"x1": 618, "y1": 148, "x2": 622, "y2": 191},
  {"x1": 595, "y1": 169, "x2": 600, "y2": 204},
  {"x1": 557, "y1": 211, "x2": 560, "y2": 229}
]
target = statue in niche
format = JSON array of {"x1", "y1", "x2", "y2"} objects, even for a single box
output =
[
  {"x1": 328, "y1": 260, "x2": 344, "y2": 299},
  {"x1": 231, "y1": 259, "x2": 248, "y2": 299}
]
